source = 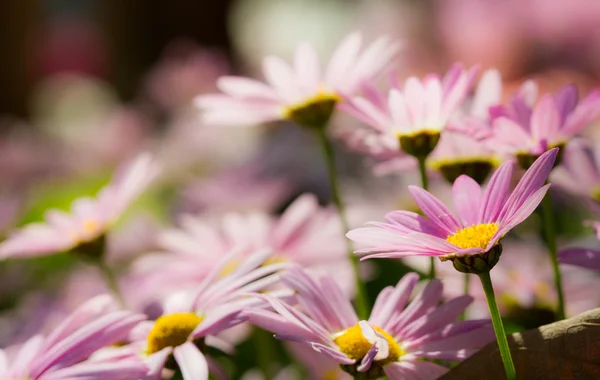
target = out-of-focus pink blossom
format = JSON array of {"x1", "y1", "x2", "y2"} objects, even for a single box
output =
[
  {"x1": 196, "y1": 32, "x2": 400, "y2": 126},
  {"x1": 0, "y1": 154, "x2": 160, "y2": 259}
]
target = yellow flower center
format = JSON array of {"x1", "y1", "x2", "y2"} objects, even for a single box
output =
[
  {"x1": 446, "y1": 223, "x2": 499, "y2": 249},
  {"x1": 333, "y1": 323, "x2": 403, "y2": 364},
  {"x1": 69, "y1": 219, "x2": 103, "y2": 244},
  {"x1": 283, "y1": 92, "x2": 340, "y2": 128},
  {"x1": 146, "y1": 313, "x2": 203, "y2": 355}
]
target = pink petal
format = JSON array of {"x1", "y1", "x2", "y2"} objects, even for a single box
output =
[
  {"x1": 452, "y1": 175, "x2": 482, "y2": 226},
  {"x1": 294, "y1": 43, "x2": 320, "y2": 90},
  {"x1": 217, "y1": 76, "x2": 279, "y2": 100},
  {"x1": 174, "y1": 342, "x2": 209, "y2": 380},
  {"x1": 404, "y1": 77, "x2": 426, "y2": 127},
  {"x1": 563, "y1": 89, "x2": 600, "y2": 136},
  {"x1": 559, "y1": 248, "x2": 600, "y2": 270},
  {"x1": 479, "y1": 160, "x2": 513, "y2": 223},
  {"x1": 501, "y1": 148, "x2": 558, "y2": 222},
  {"x1": 531, "y1": 94, "x2": 561, "y2": 142},
  {"x1": 408, "y1": 186, "x2": 462, "y2": 234},
  {"x1": 326, "y1": 32, "x2": 362, "y2": 88}
]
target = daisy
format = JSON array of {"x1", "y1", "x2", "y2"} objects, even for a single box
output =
[
  {"x1": 491, "y1": 82, "x2": 600, "y2": 168},
  {"x1": 132, "y1": 193, "x2": 354, "y2": 303},
  {"x1": 0, "y1": 295, "x2": 147, "y2": 380},
  {"x1": 195, "y1": 32, "x2": 400, "y2": 128},
  {"x1": 428, "y1": 130, "x2": 500, "y2": 185},
  {"x1": 341, "y1": 64, "x2": 478, "y2": 159},
  {"x1": 130, "y1": 249, "x2": 290, "y2": 380},
  {"x1": 245, "y1": 267, "x2": 492, "y2": 379},
  {"x1": 347, "y1": 148, "x2": 558, "y2": 274},
  {"x1": 0, "y1": 153, "x2": 161, "y2": 260}
]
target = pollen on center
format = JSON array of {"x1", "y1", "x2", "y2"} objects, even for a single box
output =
[
  {"x1": 333, "y1": 323, "x2": 403, "y2": 364},
  {"x1": 146, "y1": 313, "x2": 204, "y2": 355},
  {"x1": 446, "y1": 223, "x2": 499, "y2": 250}
]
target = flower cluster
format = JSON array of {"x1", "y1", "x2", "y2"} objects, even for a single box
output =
[{"x1": 2, "y1": 21, "x2": 600, "y2": 380}]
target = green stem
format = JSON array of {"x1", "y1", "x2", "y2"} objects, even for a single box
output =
[
  {"x1": 97, "y1": 260, "x2": 125, "y2": 307},
  {"x1": 478, "y1": 271, "x2": 516, "y2": 380},
  {"x1": 461, "y1": 273, "x2": 471, "y2": 320},
  {"x1": 541, "y1": 193, "x2": 566, "y2": 320},
  {"x1": 316, "y1": 128, "x2": 369, "y2": 320},
  {"x1": 417, "y1": 156, "x2": 435, "y2": 279},
  {"x1": 255, "y1": 328, "x2": 276, "y2": 379}
]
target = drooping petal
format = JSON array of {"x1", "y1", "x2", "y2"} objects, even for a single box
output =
[
  {"x1": 174, "y1": 342, "x2": 209, "y2": 380},
  {"x1": 559, "y1": 248, "x2": 600, "y2": 271}
]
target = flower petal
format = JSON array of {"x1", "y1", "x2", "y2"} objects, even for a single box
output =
[{"x1": 174, "y1": 342, "x2": 209, "y2": 380}]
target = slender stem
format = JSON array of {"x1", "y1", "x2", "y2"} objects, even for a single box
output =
[
  {"x1": 316, "y1": 128, "x2": 369, "y2": 320},
  {"x1": 417, "y1": 156, "x2": 436, "y2": 279},
  {"x1": 97, "y1": 260, "x2": 125, "y2": 307},
  {"x1": 478, "y1": 271, "x2": 516, "y2": 380},
  {"x1": 541, "y1": 193, "x2": 566, "y2": 320},
  {"x1": 461, "y1": 273, "x2": 471, "y2": 320},
  {"x1": 255, "y1": 328, "x2": 276, "y2": 379}
]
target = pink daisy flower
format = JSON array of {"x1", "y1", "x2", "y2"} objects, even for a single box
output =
[
  {"x1": 0, "y1": 295, "x2": 147, "y2": 380},
  {"x1": 347, "y1": 148, "x2": 558, "y2": 273},
  {"x1": 342, "y1": 64, "x2": 478, "y2": 159},
  {"x1": 132, "y1": 193, "x2": 354, "y2": 303},
  {"x1": 195, "y1": 32, "x2": 400, "y2": 127},
  {"x1": 246, "y1": 267, "x2": 492, "y2": 379},
  {"x1": 128, "y1": 249, "x2": 289, "y2": 380},
  {"x1": 491, "y1": 82, "x2": 600, "y2": 164},
  {"x1": 428, "y1": 129, "x2": 500, "y2": 185},
  {"x1": 0, "y1": 153, "x2": 161, "y2": 260}
]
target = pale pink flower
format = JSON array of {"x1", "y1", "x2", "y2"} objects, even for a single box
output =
[
  {"x1": 347, "y1": 148, "x2": 557, "y2": 270},
  {"x1": 195, "y1": 32, "x2": 400, "y2": 126},
  {"x1": 0, "y1": 153, "x2": 161, "y2": 259},
  {"x1": 246, "y1": 267, "x2": 492, "y2": 379},
  {"x1": 491, "y1": 82, "x2": 600, "y2": 156},
  {"x1": 342, "y1": 64, "x2": 478, "y2": 141},
  {"x1": 428, "y1": 130, "x2": 500, "y2": 184},
  {"x1": 0, "y1": 295, "x2": 147, "y2": 380},
  {"x1": 131, "y1": 193, "x2": 354, "y2": 302},
  {"x1": 128, "y1": 249, "x2": 289, "y2": 380}
]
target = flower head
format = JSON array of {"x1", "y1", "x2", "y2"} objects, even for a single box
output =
[
  {"x1": 491, "y1": 82, "x2": 600, "y2": 166},
  {"x1": 195, "y1": 32, "x2": 400, "y2": 128},
  {"x1": 132, "y1": 194, "x2": 354, "y2": 302},
  {"x1": 347, "y1": 148, "x2": 558, "y2": 273},
  {"x1": 342, "y1": 64, "x2": 478, "y2": 158},
  {"x1": 245, "y1": 267, "x2": 492, "y2": 379},
  {"x1": 0, "y1": 295, "x2": 147, "y2": 380},
  {"x1": 131, "y1": 249, "x2": 289, "y2": 380},
  {"x1": 428, "y1": 130, "x2": 499, "y2": 185},
  {"x1": 0, "y1": 153, "x2": 161, "y2": 260}
]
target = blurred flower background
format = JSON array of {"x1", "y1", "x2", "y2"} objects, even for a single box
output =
[{"x1": 1, "y1": 0, "x2": 600, "y2": 379}]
